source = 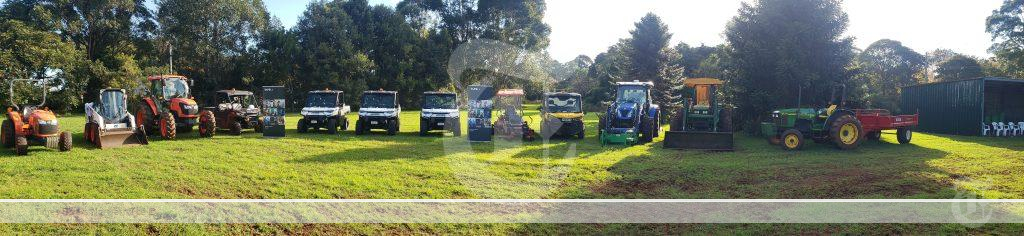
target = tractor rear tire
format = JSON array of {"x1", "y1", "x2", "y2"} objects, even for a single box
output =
[
  {"x1": 58, "y1": 131, "x2": 72, "y2": 152},
  {"x1": 160, "y1": 112, "x2": 176, "y2": 140},
  {"x1": 830, "y1": 114, "x2": 863, "y2": 150},
  {"x1": 781, "y1": 129, "x2": 805, "y2": 151},
  {"x1": 297, "y1": 119, "x2": 308, "y2": 133},
  {"x1": 3, "y1": 119, "x2": 16, "y2": 148},
  {"x1": 15, "y1": 136, "x2": 28, "y2": 156},
  {"x1": 896, "y1": 128, "x2": 912, "y2": 144},
  {"x1": 136, "y1": 106, "x2": 154, "y2": 136},
  {"x1": 230, "y1": 121, "x2": 243, "y2": 135}
]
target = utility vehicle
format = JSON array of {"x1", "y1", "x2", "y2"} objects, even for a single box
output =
[
  {"x1": 355, "y1": 90, "x2": 400, "y2": 135},
  {"x1": 84, "y1": 88, "x2": 148, "y2": 149},
  {"x1": 210, "y1": 89, "x2": 262, "y2": 135},
  {"x1": 420, "y1": 92, "x2": 461, "y2": 136},
  {"x1": 540, "y1": 92, "x2": 585, "y2": 139}
]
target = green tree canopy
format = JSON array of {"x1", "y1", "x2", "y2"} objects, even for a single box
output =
[
  {"x1": 724, "y1": 0, "x2": 857, "y2": 129},
  {"x1": 934, "y1": 55, "x2": 985, "y2": 82},
  {"x1": 986, "y1": 0, "x2": 1024, "y2": 78},
  {"x1": 627, "y1": 13, "x2": 683, "y2": 114},
  {"x1": 857, "y1": 39, "x2": 926, "y2": 111}
]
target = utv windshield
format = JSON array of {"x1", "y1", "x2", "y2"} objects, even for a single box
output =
[
  {"x1": 228, "y1": 95, "x2": 256, "y2": 106},
  {"x1": 546, "y1": 95, "x2": 581, "y2": 113},
  {"x1": 162, "y1": 78, "x2": 190, "y2": 98},
  {"x1": 424, "y1": 94, "x2": 457, "y2": 109},
  {"x1": 306, "y1": 93, "x2": 338, "y2": 107},
  {"x1": 99, "y1": 90, "x2": 127, "y2": 122},
  {"x1": 362, "y1": 93, "x2": 397, "y2": 108},
  {"x1": 616, "y1": 85, "x2": 647, "y2": 104}
]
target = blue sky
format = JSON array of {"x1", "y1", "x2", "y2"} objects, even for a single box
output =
[{"x1": 264, "y1": 0, "x2": 1002, "y2": 63}]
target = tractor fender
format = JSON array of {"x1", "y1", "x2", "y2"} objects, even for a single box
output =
[
  {"x1": 6, "y1": 110, "x2": 24, "y2": 134},
  {"x1": 825, "y1": 109, "x2": 857, "y2": 129},
  {"x1": 647, "y1": 104, "x2": 659, "y2": 119},
  {"x1": 142, "y1": 98, "x2": 158, "y2": 117}
]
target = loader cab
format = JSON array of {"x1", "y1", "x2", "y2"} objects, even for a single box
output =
[
  {"x1": 97, "y1": 89, "x2": 129, "y2": 124},
  {"x1": 615, "y1": 85, "x2": 650, "y2": 107},
  {"x1": 150, "y1": 76, "x2": 191, "y2": 99}
]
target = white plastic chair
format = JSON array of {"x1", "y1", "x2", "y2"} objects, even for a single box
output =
[
  {"x1": 992, "y1": 122, "x2": 1006, "y2": 137},
  {"x1": 982, "y1": 123, "x2": 991, "y2": 136},
  {"x1": 1019, "y1": 122, "x2": 1024, "y2": 136},
  {"x1": 1008, "y1": 122, "x2": 1019, "y2": 137}
]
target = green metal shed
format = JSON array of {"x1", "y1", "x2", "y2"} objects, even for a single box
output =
[{"x1": 901, "y1": 77, "x2": 1024, "y2": 136}]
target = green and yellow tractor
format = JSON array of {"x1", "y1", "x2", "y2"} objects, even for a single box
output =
[
  {"x1": 761, "y1": 85, "x2": 863, "y2": 151},
  {"x1": 664, "y1": 78, "x2": 733, "y2": 151}
]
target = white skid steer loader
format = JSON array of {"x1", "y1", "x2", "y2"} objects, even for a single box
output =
[{"x1": 84, "y1": 89, "x2": 148, "y2": 149}]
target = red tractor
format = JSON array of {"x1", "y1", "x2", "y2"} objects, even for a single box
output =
[
  {"x1": 2, "y1": 78, "x2": 72, "y2": 155},
  {"x1": 135, "y1": 75, "x2": 215, "y2": 139}
]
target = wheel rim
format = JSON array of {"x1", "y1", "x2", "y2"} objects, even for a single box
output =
[
  {"x1": 904, "y1": 130, "x2": 912, "y2": 140},
  {"x1": 784, "y1": 134, "x2": 800, "y2": 149},
  {"x1": 840, "y1": 123, "x2": 859, "y2": 145}
]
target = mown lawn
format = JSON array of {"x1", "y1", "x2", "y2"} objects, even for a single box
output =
[{"x1": 1, "y1": 106, "x2": 1023, "y2": 234}]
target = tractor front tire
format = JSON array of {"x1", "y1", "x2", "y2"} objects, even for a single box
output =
[
  {"x1": 3, "y1": 119, "x2": 16, "y2": 148},
  {"x1": 327, "y1": 119, "x2": 339, "y2": 134},
  {"x1": 781, "y1": 129, "x2": 805, "y2": 151},
  {"x1": 15, "y1": 136, "x2": 28, "y2": 156},
  {"x1": 160, "y1": 112, "x2": 176, "y2": 140},
  {"x1": 297, "y1": 119, "x2": 308, "y2": 133},
  {"x1": 355, "y1": 119, "x2": 365, "y2": 135},
  {"x1": 58, "y1": 131, "x2": 72, "y2": 152},
  {"x1": 640, "y1": 117, "x2": 655, "y2": 144},
  {"x1": 387, "y1": 119, "x2": 398, "y2": 136},
  {"x1": 230, "y1": 121, "x2": 243, "y2": 135},
  {"x1": 830, "y1": 114, "x2": 863, "y2": 150},
  {"x1": 199, "y1": 111, "x2": 216, "y2": 138},
  {"x1": 896, "y1": 128, "x2": 912, "y2": 144},
  {"x1": 136, "y1": 106, "x2": 155, "y2": 136}
]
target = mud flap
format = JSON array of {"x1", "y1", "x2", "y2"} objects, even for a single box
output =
[{"x1": 663, "y1": 131, "x2": 734, "y2": 151}]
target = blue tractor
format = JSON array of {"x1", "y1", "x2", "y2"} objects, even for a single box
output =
[{"x1": 599, "y1": 81, "x2": 661, "y2": 145}]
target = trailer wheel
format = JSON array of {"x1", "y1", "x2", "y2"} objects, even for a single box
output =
[
  {"x1": 896, "y1": 128, "x2": 912, "y2": 144},
  {"x1": 867, "y1": 131, "x2": 881, "y2": 141},
  {"x1": 15, "y1": 136, "x2": 28, "y2": 155},
  {"x1": 781, "y1": 129, "x2": 804, "y2": 151},
  {"x1": 160, "y1": 112, "x2": 176, "y2": 140},
  {"x1": 58, "y1": 131, "x2": 72, "y2": 152},
  {"x1": 830, "y1": 114, "x2": 863, "y2": 150}
]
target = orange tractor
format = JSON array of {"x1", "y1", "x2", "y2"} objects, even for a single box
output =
[
  {"x1": 2, "y1": 78, "x2": 72, "y2": 155},
  {"x1": 135, "y1": 75, "x2": 215, "y2": 139}
]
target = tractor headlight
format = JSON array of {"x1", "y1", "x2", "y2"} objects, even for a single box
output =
[{"x1": 39, "y1": 120, "x2": 58, "y2": 126}]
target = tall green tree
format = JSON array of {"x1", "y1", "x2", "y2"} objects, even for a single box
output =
[
  {"x1": 934, "y1": 55, "x2": 985, "y2": 82},
  {"x1": 585, "y1": 39, "x2": 631, "y2": 109},
  {"x1": 627, "y1": 13, "x2": 683, "y2": 114},
  {"x1": 675, "y1": 43, "x2": 718, "y2": 78},
  {"x1": 857, "y1": 39, "x2": 926, "y2": 112},
  {"x1": 156, "y1": 0, "x2": 270, "y2": 96},
  {"x1": 0, "y1": 19, "x2": 85, "y2": 112},
  {"x1": 986, "y1": 0, "x2": 1024, "y2": 78},
  {"x1": 294, "y1": 0, "x2": 374, "y2": 106},
  {"x1": 724, "y1": 0, "x2": 858, "y2": 130}
]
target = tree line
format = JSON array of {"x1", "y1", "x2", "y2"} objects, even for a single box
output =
[{"x1": 2, "y1": 0, "x2": 1023, "y2": 131}]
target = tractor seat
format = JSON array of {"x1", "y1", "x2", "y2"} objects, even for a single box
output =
[{"x1": 22, "y1": 106, "x2": 36, "y2": 116}]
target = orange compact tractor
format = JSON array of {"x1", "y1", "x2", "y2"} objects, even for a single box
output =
[
  {"x1": 2, "y1": 79, "x2": 72, "y2": 155},
  {"x1": 136, "y1": 75, "x2": 215, "y2": 139}
]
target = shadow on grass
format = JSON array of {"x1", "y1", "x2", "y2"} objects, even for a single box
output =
[{"x1": 579, "y1": 134, "x2": 959, "y2": 199}]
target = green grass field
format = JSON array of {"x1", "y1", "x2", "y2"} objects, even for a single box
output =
[{"x1": 1, "y1": 106, "x2": 1023, "y2": 234}]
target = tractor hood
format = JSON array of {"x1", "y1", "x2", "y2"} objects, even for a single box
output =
[
  {"x1": 170, "y1": 98, "x2": 200, "y2": 116},
  {"x1": 30, "y1": 109, "x2": 60, "y2": 135},
  {"x1": 614, "y1": 102, "x2": 639, "y2": 120},
  {"x1": 422, "y1": 108, "x2": 459, "y2": 118}
]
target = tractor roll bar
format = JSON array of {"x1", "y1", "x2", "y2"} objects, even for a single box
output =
[{"x1": 8, "y1": 78, "x2": 49, "y2": 109}]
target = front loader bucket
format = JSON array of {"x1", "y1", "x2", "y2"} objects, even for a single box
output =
[
  {"x1": 663, "y1": 131, "x2": 734, "y2": 151},
  {"x1": 97, "y1": 129, "x2": 148, "y2": 149}
]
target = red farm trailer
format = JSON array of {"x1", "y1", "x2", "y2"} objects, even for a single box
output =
[{"x1": 853, "y1": 109, "x2": 919, "y2": 144}]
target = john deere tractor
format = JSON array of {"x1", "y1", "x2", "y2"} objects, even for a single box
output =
[
  {"x1": 761, "y1": 85, "x2": 863, "y2": 151},
  {"x1": 540, "y1": 92, "x2": 585, "y2": 140},
  {"x1": 136, "y1": 75, "x2": 216, "y2": 139},
  {"x1": 599, "y1": 81, "x2": 660, "y2": 145},
  {"x1": 664, "y1": 78, "x2": 733, "y2": 151}
]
